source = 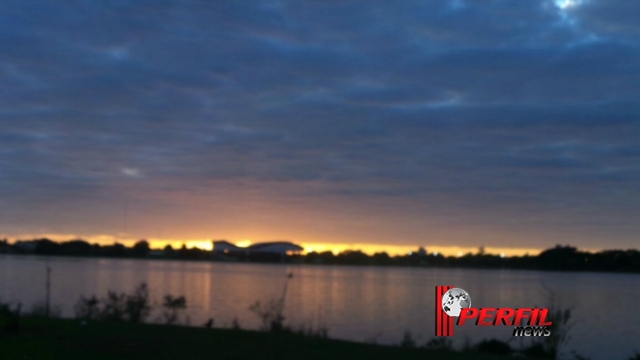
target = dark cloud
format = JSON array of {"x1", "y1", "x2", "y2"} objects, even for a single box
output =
[{"x1": 0, "y1": 0, "x2": 639, "y2": 248}]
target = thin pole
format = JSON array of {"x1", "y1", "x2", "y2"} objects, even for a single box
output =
[{"x1": 45, "y1": 266, "x2": 51, "y2": 317}]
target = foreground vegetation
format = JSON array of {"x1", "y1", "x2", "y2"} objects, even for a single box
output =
[
  {"x1": 1, "y1": 317, "x2": 518, "y2": 360},
  {"x1": 3, "y1": 282, "x2": 638, "y2": 359}
]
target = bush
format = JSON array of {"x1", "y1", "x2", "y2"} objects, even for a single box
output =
[
  {"x1": 161, "y1": 295, "x2": 186, "y2": 325},
  {"x1": 231, "y1": 317, "x2": 241, "y2": 330},
  {"x1": 249, "y1": 299, "x2": 286, "y2": 332},
  {"x1": 26, "y1": 302, "x2": 62, "y2": 318},
  {"x1": 249, "y1": 273, "x2": 293, "y2": 333},
  {"x1": 400, "y1": 331, "x2": 416, "y2": 348},
  {"x1": 74, "y1": 295, "x2": 100, "y2": 320},
  {"x1": 100, "y1": 291, "x2": 127, "y2": 321},
  {"x1": 295, "y1": 322, "x2": 329, "y2": 339},
  {"x1": 0, "y1": 300, "x2": 21, "y2": 335},
  {"x1": 424, "y1": 337, "x2": 452, "y2": 351},
  {"x1": 475, "y1": 339, "x2": 512, "y2": 355},
  {"x1": 526, "y1": 287, "x2": 574, "y2": 359},
  {"x1": 73, "y1": 283, "x2": 152, "y2": 323},
  {"x1": 522, "y1": 343, "x2": 550, "y2": 358},
  {"x1": 125, "y1": 283, "x2": 150, "y2": 323},
  {"x1": 627, "y1": 353, "x2": 640, "y2": 360}
]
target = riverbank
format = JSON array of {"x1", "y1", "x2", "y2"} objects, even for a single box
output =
[
  {"x1": 2, "y1": 317, "x2": 514, "y2": 360},
  {"x1": 4, "y1": 240, "x2": 640, "y2": 273}
]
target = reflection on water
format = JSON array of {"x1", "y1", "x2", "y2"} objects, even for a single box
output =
[{"x1": 1, "y1": 255, "x2": 637, "y2": 359}]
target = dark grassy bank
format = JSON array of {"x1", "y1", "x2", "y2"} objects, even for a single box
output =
[{"x1": 1, "y1": 317, "x2": 512, "y2": 360}]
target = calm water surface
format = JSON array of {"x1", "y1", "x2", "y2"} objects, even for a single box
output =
[{"x1": 1, "y1": 255, "x2": 637, "y2": 359}]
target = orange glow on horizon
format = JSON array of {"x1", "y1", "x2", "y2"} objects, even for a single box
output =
[
  {"x1": 235, "y1": 240, "x2": 252, "y2": 248},
  {"x1": 1, "y1": 233, "x2": 553, "y2": 257},
  {"x1": 297, "y1": 242, "x2": 542, "y2": 257}
]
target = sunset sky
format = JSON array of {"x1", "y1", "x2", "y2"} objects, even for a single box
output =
[{"x1": 1, "y1": 1, "x2": 639, "y2": 256}]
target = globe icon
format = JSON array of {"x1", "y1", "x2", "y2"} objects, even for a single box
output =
[{"x1": 441, "y1": 288, "x2": 471, "y2": 317}]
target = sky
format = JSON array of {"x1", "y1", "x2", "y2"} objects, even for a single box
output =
[{"x1": 1, "y1": 0, "x2": 639, "y2": 255}]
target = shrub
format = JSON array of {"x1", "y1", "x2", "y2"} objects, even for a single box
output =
[
  {"x1": 400, "y1": 330, "x2": 416, "y2": 348},
  {"x1": 249, "y1": 273, "x2": 293, "y2": 333},
  {"x1": 249, "y1": 299, "x2": 286, "y2": 332},
  {"x1": 627, "y1": 353, "x2": 640, "y2": 360},
  {"x1": 0, "y1": 300, "x2": 21, "y2": 335},
  {"x1": 161, "y1": 295, "x2": 186, "y2": 325},
  {"x1": 424, "y1": 337, "x2": 453, "y2": 351},
  {"x1": 525, "y1": 287, "x2": 574, "y2": 359},
  {"x1": 295, "y1": 322, "x2": 329, "y2": 339},
  {"x1": 27, "y1": 302, "x2": 62, "y2": 318},
  {"x1": 74, "y1": 295, "x2": 100, "y2": 320},
  {"x1": 100, "y1": 291, "x2": 127, "y2": 321},
  {"x1": 522, "y1": 343, "x2": 549, "y2": 358},
  {"x1": 475, "y1": 339, "x2": 512, "y2": 355},
  {"x1": 231, "y1": 317, "x2": 241, "y2": 330},
  {"x1": 73, "y1": 283, "x2": 152, "y2": 323},
  {"x1": 125, "y1": 283, "x2": 150, "y2": 323}
]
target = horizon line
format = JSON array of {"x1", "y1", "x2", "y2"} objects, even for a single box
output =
[{"x1": 1, "y1": 233, "x2": 609, "y2": 257}]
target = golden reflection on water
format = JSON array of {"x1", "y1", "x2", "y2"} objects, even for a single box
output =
[{"x1": 0, "y1": 255, "x2": 638, "y2": 359}]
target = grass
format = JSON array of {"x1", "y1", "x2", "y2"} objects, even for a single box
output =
[{"x1": 0, "y1": 317, "x2": 514, "y2": 360}]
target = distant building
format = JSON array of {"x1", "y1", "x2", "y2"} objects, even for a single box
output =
[
  {"x1": 212, "y1": 240, "x2": 243, "y2": 253},
  {"x1": 212, "y1": 240, "x2": 303, "y2": 255},
  {"x1": 212, "y1": 240, "x2": 303, "y2": 262}
]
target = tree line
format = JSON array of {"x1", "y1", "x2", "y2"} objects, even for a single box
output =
[{"x1": 1, "y1": 238, "x2": 639, "y2": 273}]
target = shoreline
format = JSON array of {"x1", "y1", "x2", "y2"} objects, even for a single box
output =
[{"x1": 2, "y1": 252, "x2": 640, "y2": 275}]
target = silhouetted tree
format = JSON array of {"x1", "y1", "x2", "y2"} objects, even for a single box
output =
[
  {"x1": 132, "y1": 240, "x2": 150, "y2": 257},
  {"x1": 33, "y1": 239, "x2": 62, "y2": 254},
  {"x1": 4, "y1": 238, "x2": 640, "y2": 273},
  {"x1": 65, "y1": 240, "x2": 94, "y2": 255},
  {"x1": 337, "y1": 250, "x2": 369, "y2": 265},
  {"x1": 103, "y1": 242, "x2": 126, "y2": 257},
  {"x1": 0, "y1": 239, "x2": 9, "y2": 253},
  {"x1": 372, "y1": 252, "x2": 391, "y2": 265}
]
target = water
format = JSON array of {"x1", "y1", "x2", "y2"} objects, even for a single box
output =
[{"x1": 0, "y1": 255, "x2": 637, "y2": 359}]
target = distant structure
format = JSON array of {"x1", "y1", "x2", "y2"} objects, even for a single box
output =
[
  {"x1": 212, "y1": 240, "x2": 303, "y2": 262},
  {"x1": 212, "y1": 240, "x2": 243, "y2": 253}
]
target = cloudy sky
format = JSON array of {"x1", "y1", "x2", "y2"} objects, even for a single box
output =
[{"x1": 1, "y1": 0, "x2": 638, "y2": 254}]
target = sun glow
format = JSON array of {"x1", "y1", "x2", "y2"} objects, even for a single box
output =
[
  {"x1": 298, "y1": 242, "x2": 541, "y2": 257},
  {"x1": 555, "y1": 0, "x2": 582, "y2": 10},
  {"x1": 4, "y1": 233, "x2": 573, "y2": 258},
  {"x1": 235, "y1": 240, "x2": 252, "y2": 248}
]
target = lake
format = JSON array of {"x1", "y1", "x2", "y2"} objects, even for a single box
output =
[{"x1": 0, "y1": 255, "x2": 637, "y2": 359}]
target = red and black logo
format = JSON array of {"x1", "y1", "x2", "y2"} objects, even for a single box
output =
[{"x1": 435, "y1": 285, "x2": 552, "y2": 337}]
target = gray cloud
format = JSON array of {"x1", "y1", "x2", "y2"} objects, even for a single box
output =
[{"x1": 0, "y1": 0, "x2": 639, "y2": 248}]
